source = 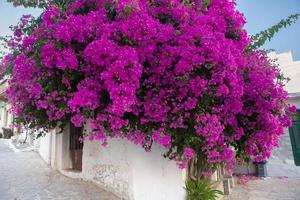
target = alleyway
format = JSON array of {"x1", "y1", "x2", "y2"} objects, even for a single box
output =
[
  {"x1": 2, "y1": 137, "x2": 300, "y2": 200},
  {"x1": 224, "y1": 177, "x2": 300, "y2": 200},
  {"x1": 0, "y1": 139, "x2": 120, "y2": 200}
]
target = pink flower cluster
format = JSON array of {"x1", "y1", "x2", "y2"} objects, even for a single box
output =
[{"x1": 2, "y1": 0, "x2": 295, "y2": 169}]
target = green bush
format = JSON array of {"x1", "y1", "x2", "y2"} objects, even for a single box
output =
[{"x1": 185, "y1": 179, "x2": 223, "y2": 200}]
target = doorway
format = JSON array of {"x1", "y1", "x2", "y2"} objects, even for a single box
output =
[
  {"x1": 289, "y1": 110, "x2": 300, "y2": 166},
  {"x1": 69, "y1": 124, "x2": 83, "y2": 171}
]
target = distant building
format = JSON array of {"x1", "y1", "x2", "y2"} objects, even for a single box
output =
[{"x1": 0, "y1": 81, "x2": 14, "y2": 137}]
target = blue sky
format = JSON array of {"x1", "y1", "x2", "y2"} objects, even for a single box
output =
[
  {"x1": 237, "y1": 0, "x2": 300, "y2": 60},
  {"x1": 0, "y1": 1, "x2": 42, "y2": 37},
  {"x1": 0, "y1": 0, "x2": 300, "y2": 59}
]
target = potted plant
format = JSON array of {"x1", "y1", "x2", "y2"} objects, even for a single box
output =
[{"x1": 254, "y1": 160, "x2": 267, "y2": 177}]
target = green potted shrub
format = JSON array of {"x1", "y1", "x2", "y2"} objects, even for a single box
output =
[{"x1": 185, "y1": 179, "x2": 223, "y2": 200}]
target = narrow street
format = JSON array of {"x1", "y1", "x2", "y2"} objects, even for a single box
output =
[
  {"x1": 224, "y1": 177, "x2": 300, "y2": 200},
  {"x1": 0, "y1": 139, "x2": 119, "y2": 200}
]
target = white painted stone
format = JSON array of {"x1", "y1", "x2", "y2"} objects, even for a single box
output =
[{"x1": 82, "y1": 139, "x2": 186, "y2": 200}]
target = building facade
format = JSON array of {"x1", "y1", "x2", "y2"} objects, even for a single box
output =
[
  {"x1": 267, "y1": 51, "x2": 300, "y2": 177},
  {"x1": 0, "y1": 82, "x2": 14, "y2": 138}
]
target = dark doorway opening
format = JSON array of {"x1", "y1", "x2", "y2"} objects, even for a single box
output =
[
  {"x1": 69, "y1": 124, "x2": 83, "y2": 171},
  {"x1": 289, "y1": 110, "x2": 300, "y2": 166}
]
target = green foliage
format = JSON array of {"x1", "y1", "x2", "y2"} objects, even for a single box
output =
[
  {"x1": 203, "y1": 0, "x2": 211, "y2": 7},
  {"x1": 6, "y1": 0, "x2": 75, "y2": 9},
  {"x1": 185, "y1": 179, "x2": 223, "y2": 200},
  {"x1": 249, "y1": 14, "x2": 300, "y2": 51},
  {"x1": 6, "y1": 0, "x2": 48, "y2": 8},
  {"x1": 0, "y1": 36, "x2": 9, "y2": 60},
  {"x1": 180, "y1": 0, "x2": 211, "y2": 8},
  {"x1": 52, "y1": 0, "x2": 75, "y2": 11}
]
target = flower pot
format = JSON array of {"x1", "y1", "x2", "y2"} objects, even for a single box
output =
[{"x1": 255, "y1": 161, "x2": 267, "y2": 177}]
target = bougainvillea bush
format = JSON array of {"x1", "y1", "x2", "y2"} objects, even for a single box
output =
[{"x1": 0, "y1": 0, "x2": 296, "y2": 171}]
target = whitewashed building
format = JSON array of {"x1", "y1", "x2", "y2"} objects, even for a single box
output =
[
  {"x1": 267, "y1": 51, "x2": 300, "y2": 177},
  {"x1": 0, "y1": 82, "x2": 14, "y2": 136},
  {"x1": 35, "y1": 124, "x2": 187, "y2": 200}
]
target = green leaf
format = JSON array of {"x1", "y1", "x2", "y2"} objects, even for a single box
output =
[{"x1": 6, "y1": 0, "x2": 48, "y2": 8}]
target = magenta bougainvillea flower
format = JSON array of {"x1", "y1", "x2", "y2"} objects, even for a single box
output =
[{"x1": 1, "y1": 0, "x2": 296, "y2": 169}]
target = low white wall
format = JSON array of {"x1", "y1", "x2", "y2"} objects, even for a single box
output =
[
  {"x1": 54, "y1": 126, "x2": 72, "y2": 170},
  {"x1": 82, "y1": 139, "x2": 186, "y2": 200},
  {"x1": 0, "y1": 103, "x2": 12, "y2": 130},
  {"x1": 37, "y1": 127, "x2": 72, "y2": 170},
  {"x1": 35, "y1": 124, "x2": 187, "y2": 199},
  {"x1": 38, "y1": 131, "x2": 52, "y2": 164}
]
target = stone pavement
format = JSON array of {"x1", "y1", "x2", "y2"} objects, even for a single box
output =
[
  {"x1": 223, "y1": 177, "x2": 300, "y2": 200},
  {"x1": 0, "y1": 139, "x2": 120, "y2": 200}
]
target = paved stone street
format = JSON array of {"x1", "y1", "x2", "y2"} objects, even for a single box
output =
[
  {"x1": 0, "y1": 139, "x2": 120, "y2": 200},
  {"x1": 224, "y1": 177, "x2": 300, "y2": 200}
]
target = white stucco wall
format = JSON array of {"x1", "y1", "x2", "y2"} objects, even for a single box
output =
[
  {"x1": 37, "y1": 127, "x2": 72, "y2": 170},
  {"x1": 7, "y1": 108, "x2": 13, "y2": 128},
  {"x1": 35, "y1": 125, "x2": 187, "y2": 200},
  {"x1": 269, "y1": 51, "x2": 300, "y2": 94},
  {"x1": 266, "y1": 52, "x2": 300, "y2": 177},
  {"x1": 0, "y1": 102, "x2": 6, "y2": 131},
  {"x1": 0, "y1": 102, "x2": 12, "y2": 130},
  {"x1": 54, "y1": 126, "x2": 72, "y2": 170},
  {"x1": 38, "y1": 132, "x2": 52, "y2": 164},
  {"x1": 82, "y1": 139, "x2": 186, "y2": 200}
]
